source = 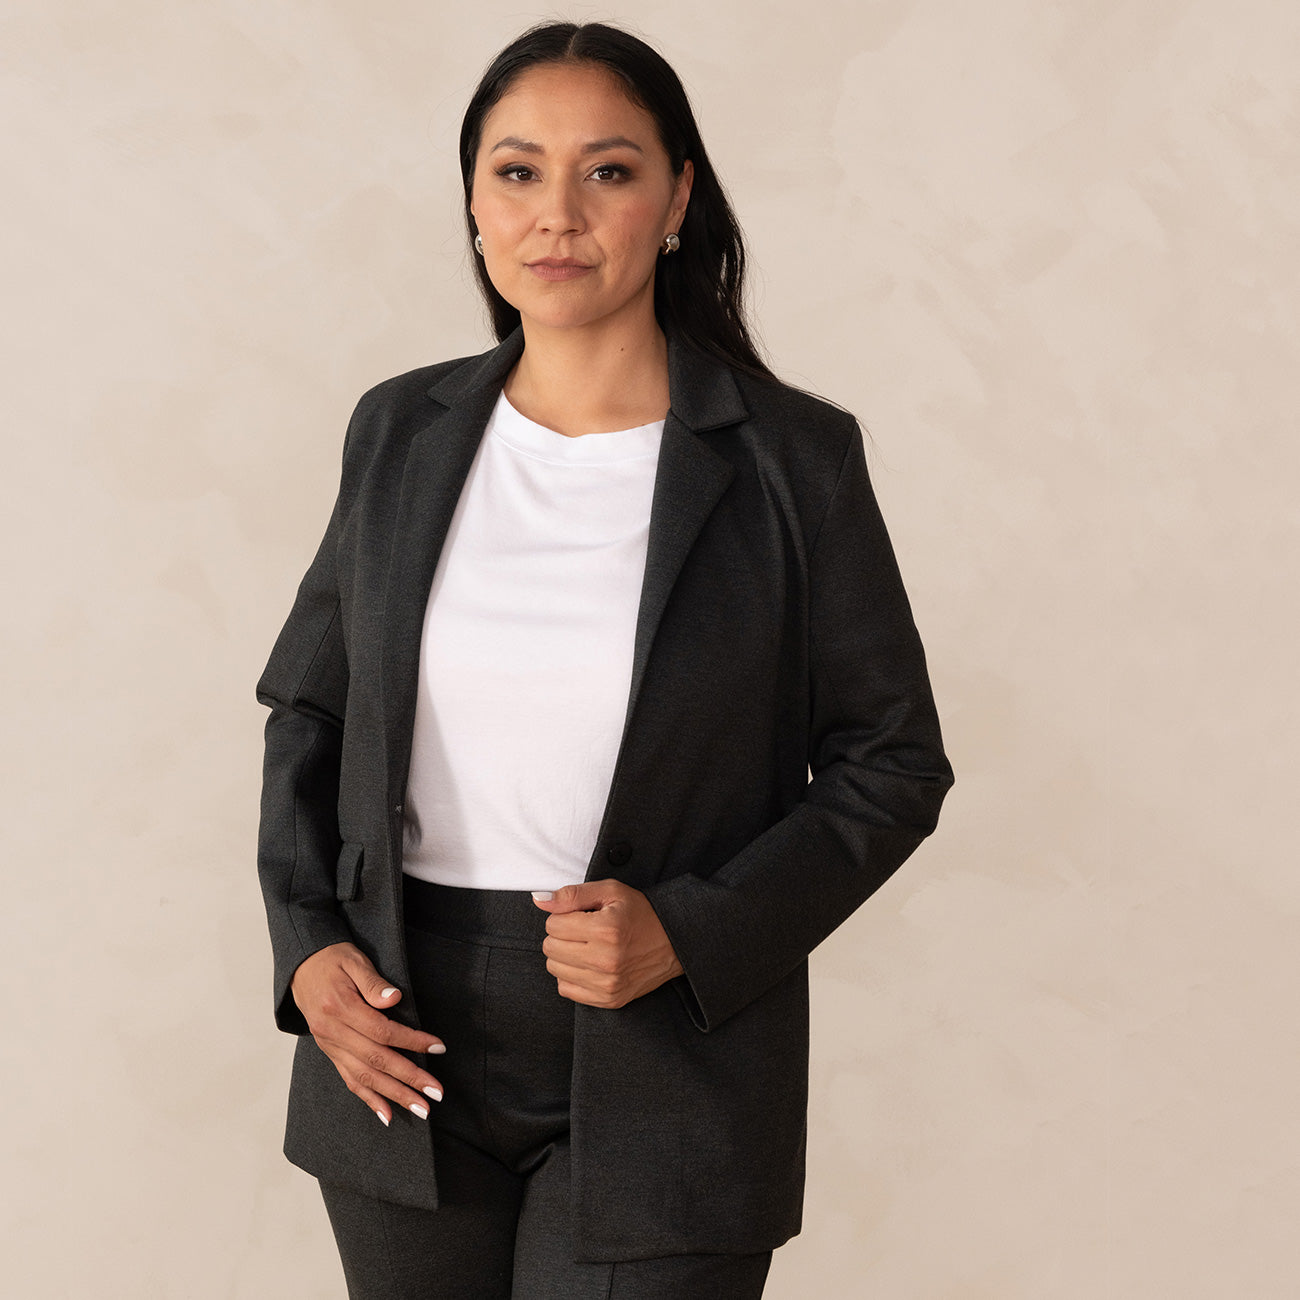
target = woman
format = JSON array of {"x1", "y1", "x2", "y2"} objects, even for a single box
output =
[{"x1": 256, "y1": 19, "x2": 953, "y2": 1300}]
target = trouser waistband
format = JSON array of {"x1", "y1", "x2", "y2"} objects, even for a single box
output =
[{"x1": 402, "y1": 875, "x2": 550, "y2": 946}]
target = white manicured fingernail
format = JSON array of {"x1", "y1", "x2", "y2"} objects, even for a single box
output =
[
  {"x1": 423, "y1": 1086, "x2": 443, "y2": 1102},
  {"x1": 380, "y1": 987, "x2": 398, "y2": 998},
  {"x1": 531, "y1": 891, "x2": 553, "y2": 901},
  {"x1": 426, "y1": 1042, "x2": 446, "y2": 1055},
  {"x1": 410, "y1": 1103, "x2": 429, "y2": 1120},
  {"x1": 376, "y1": 1111, "x2": 389, "y2": 1127}
]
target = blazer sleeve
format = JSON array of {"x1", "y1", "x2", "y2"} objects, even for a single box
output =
[
  {"x1": 644, "y1": 423, "x2": 955, "y2": 1032},
  {"x1": 254, "y1": 419, "x2": 360, "y2": 1035}
]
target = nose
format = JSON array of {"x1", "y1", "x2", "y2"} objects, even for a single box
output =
[{"x1": 535, "y1": 175, "x2": 585, "y2": 237}]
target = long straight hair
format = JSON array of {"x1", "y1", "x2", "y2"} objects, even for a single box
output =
[{"x1": 458, "y1": 21, "x2": 777, "y2": 383}]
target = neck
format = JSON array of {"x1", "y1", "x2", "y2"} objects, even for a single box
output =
[{"x1": 503, "y1": 311, "x2": 671, "y2": 438}]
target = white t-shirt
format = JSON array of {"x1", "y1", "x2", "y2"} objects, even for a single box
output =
[{"x1": 400, "y1": 389, "x2": 665, "y2": 891}]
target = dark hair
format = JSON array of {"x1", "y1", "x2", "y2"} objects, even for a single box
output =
[{"x1": 459, "y1": 21, "x2": 776, "y2": 383}]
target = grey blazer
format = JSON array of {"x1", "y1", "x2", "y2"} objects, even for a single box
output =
[{"x1": 255, "y1": 324, "x2": 954, "y2": 1262}]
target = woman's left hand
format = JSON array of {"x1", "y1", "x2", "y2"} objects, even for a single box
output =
[{"x1": 534, "y1": 880, "x2": 684, "y2": 1008}]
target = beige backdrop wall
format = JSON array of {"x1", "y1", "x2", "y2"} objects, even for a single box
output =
[{"x1": 4, "y1": 1, "x2": 1296, "y2": 1296}]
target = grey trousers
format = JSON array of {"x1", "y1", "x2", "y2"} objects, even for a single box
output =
[{"x1": 318, "y1": 880, "x2": 772, "y2": 1300}]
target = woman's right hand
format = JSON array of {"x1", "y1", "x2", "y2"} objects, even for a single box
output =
[{"x1": 290, "y1": 941, "x2": 446, "y2": 1127}]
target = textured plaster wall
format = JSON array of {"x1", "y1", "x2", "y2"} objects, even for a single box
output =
[{"x1": 3, "y1": 1, "x2": 1296, "y2": 1295}]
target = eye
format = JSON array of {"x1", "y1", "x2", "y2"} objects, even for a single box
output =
[
  {"x1": 590, "y1": 163, "x2": 631, "y2": 182},
  {"x1": 495, "y1": 164, "x2": 535, "y2": 182}
]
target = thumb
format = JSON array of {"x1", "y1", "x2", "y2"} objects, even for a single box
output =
[
  {"x1": 345, "y1": 948, "x2": 403, "y2": 1010},
  {"x1": 531, "y1": 880, "x2": 620, "y2": 915}
]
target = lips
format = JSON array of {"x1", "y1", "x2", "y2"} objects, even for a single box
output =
[{"x1": 526, "y1": 258, "x2": 594, "y2": 282}]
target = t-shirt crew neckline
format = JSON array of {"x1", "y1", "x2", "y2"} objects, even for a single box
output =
[{"x1": 489, "y1": 390, "x2": 666, "y2": 465}]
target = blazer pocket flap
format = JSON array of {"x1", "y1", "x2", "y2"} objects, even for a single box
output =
[{"x1": 336, "y1": 841, "x2": 364, "y2": 901}]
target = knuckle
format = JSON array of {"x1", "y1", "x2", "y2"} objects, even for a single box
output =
[{"x1": 363, "y1": 1049, "x2": 388, "y2": 1073}]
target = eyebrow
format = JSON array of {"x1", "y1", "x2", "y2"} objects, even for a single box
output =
[{"x1": 488, "y1": 134, "x2": 645, "y2": 156}]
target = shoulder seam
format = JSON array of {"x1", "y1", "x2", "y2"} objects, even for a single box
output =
[{"x1": 808, "y1": 420, "x2": 861, "y2": 557}]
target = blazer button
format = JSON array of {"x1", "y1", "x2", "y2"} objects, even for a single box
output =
[{"x1": 606, "y1": 840, "x2": 633, "y2": 867}]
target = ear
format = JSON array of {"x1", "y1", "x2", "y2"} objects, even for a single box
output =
[{"x1": 672, "y1": 159, "x2": 694, "y2": 223}]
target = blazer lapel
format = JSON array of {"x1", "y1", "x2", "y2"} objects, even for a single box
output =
[
  {"x1": 378, "y1": 325, "x2": 749, "y2": 833},
  {"x1": 620, "y1": 335, "x2": 744, "y2": 749},
  {"x1": 380, "y1": 328, "x2": 525, "y2": 798}
]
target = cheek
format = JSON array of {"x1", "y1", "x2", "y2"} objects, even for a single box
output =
[
  {"x1": 605, "y1": 197, "x2": 670, "y2": 262},
  {"x1": 473, "y1": 195, "x2": 509, "y2": 232},
  {"x1": 471, "y1": 177, "x2": 523, "y2": 230},
  {"x1": 627, "y1": 191, "x2": 671, "y2": 231}
]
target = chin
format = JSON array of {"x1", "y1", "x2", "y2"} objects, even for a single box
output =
[{"x1": 514, "y1": 302, "x2": 614, "y2": 333}]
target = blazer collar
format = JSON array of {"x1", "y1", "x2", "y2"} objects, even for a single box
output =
[{"x1": 426, "y1": 324, "x2": 749, "y2": 433}]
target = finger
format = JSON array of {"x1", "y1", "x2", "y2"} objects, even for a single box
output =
[
  {"x1": 340, "y1": 950, "x2": 407, "y2": 1011},
  {"x1": 542, "y1": 934, "x2": 610, "y2": 974},
  {"x1": 334, "y1": 1048, "x2": 440, "y2": 1122},
  {"x1": 311, "y1": 1031, "x2": 407, "y2": 1125},
  {"x1": 318, "y1": 1008, "x2": 447, "y2": 1092},
  {"x1": 550, "y1": 968, "x2": 624, "y2": 1009},
  {"x1": 546, "y1": 953, "x2": 621, "y2": 998},
  {"x1": 546, "y1": 906, "x2": 629, "y2": 949},
  {"x1": 355, "y1": 1006, "x2": 447, "y2": 1059},
  {"x1": 324, "y1": 1027, "x2": 446, "y2": 1114},
  {"x1": 531, "y1": 880, "x2": 623, "y2": 915},
  {"x1": 318, "y1": 973, "x2": 446, "y2": 1057},
  {"x1": 337, "y1": 1068, "x2": 402, "y2": 1128}
]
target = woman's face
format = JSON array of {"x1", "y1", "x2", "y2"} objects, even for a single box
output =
[{"x1": 470, "y1": 62, "x2": 693, "y2": 336}]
